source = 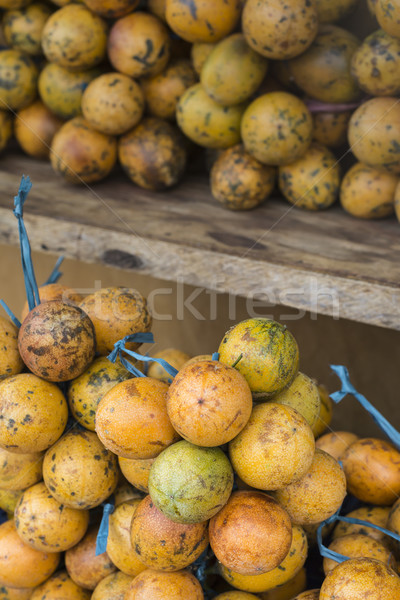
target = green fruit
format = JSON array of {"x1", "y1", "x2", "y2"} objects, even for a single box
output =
[{"x1": 148, "y1": 440, "x2": 234, "y2": 524}]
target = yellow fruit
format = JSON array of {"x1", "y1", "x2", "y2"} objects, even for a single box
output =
[
  {"x1": 0, "y1": 448, "x2": 43, "y2": 490},
  {"x1": 0, "y1": 317, "x2": 23, "y2": 381},
  {"x1": 91, "y1": 571, "x2": 133, "y2": 600},
  {"x1": 0, "y1": 585, "x2": 33, "y2": 600},
  {"x1": 125, "y1": 569, "x2": 204, "y2": 600},
  {"x1": 191, "y1": 42, "x2": 215, "y2": 75},
  {"x1": 82, "y1": 0, "x2": 140, "y2": 18},
  {"x1": 21, "y1": 283, "x2": 82, "y2": 322},
  {"x1": 0, "y1": 490, "x2": 22, "y2": 515},
  {"x1": 106, "y1": 499, "x2": 147, "y2": 576},
  {"x1": 272, "y1": 372, "x2": 320, "y2": 428},
  {"x1": 259, "y1": 568, "x2": 307, "y2": 599},
  {"x1": 332, "y1": 506, "x2": 391, "y2": 545},
  {"x1": 0, "y1": 50, "x2": 38, "y2": 111},
  {"x1": 118, "y1": 456, "x2": 154, "y2": 493},
  {"x1": 376, "y1": 0, "x2": 400, "y2": 38},
  {"x1": 312, "y1": 384, "x2": 333, "y2": 438},
  {"x1": 3, "y1": 3, "x2": 52, "y2": 55},
  {"x1": 15, "y1": 100, "x2": 63, "y2": 159},
  {"x1": 312, "y1": 111, "x2": 352, "y2": 149},
  {"x1": 147, "y1": 349, "x2": 190, "y2": 383},
  {"x1": 323, "y1": 534, "x2": 396, "y2": 575},
  {"x1": 340, "y1": 162, "x2": 398, "y2": 219},
  {"x1": 351, "y1": 29, "x2": 400, "y2": 96},
  {"x1": 166, "y1": 0, "x2": 241, "y2": 43},
  {"x1": 30, "y1": 571, "x2": 91, "y2": 600},
  {"x1": 316, "y1": 431, "x2": 359, "y2": 461}
]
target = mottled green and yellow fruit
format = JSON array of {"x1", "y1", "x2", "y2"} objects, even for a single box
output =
[
  {"x1": 243, "y1": 0, "x2": 318, "y2": 60},
  {"x1": 241, "y1": 93, "x2": 313, "y2": 166},
  {"x1": 218, "y1": 318, "x2": 299, "y2": 399},
  {"x1": 106, "y1": 499, "x2": 147, "y2": 576},
  {"x1": 352, "y1": 29, "x2": 400, "y2": 96},
  {"x1": 278, "y1": 143, "x2": 341, "y2": 210},
  {"x1": 0, "y1": 317, "x2": 23, "y2": 381},
  {"x1": 15, "y1": 100, "x2": 63, "y2": 159},
  {"x1": 82, "y1": 0, "x2": 139, "y2": 18},
  {"x1": 148, "y1": 348, "x2": 190, "y2": 383},
  {"x1": 92, "y1": 571, "x2": 133, "y2": 600},
  {"x1": 31, "y1": 571, "x2": 91, "y2": 600},
  {"x1": 312, "y1": 384, "x2": 333, "y2": 438},
  {"x1": 166, "y1": 0, "x2": 241, "y2": 43},
  {"x1": 0, "y1": 50, "x2": 38, "y2": 111},
  {"x1": 323, "y1": 534, "x2": 396, "y2": 575},
  {"x1": 315, "y1": 0, "x2": 358, "y2": 22},
  {"x1": 177, "y1": 83, "x2": 245, "y2": 149},
  {"x1": 340, "y1": 162, "x2": 397, "y2": 219},
  {"x1": 376, "y1": 0, "x2": 400, "y2": 38},
  {"x1": 41, "y1": 5, "x2": 107, "y2": 71},
  {"x1": 0, "y1": 448, "x2": 43, "y2": 490},
  {"x1": 0, "y1": 489, "x2": 22, "y2": 515},
  {"x1": 201, "y1": 34, "x2": 268, "y2": 106},
  {"x1": 3, "y1": 3, "x2": 52, "y2": 55},
  {"x1": 312, "y1": 111, "x2": 352, "y2": 149},
  {"x1": 125, "y1": 569, "x2": 204, "y2": 600},
  {"x1": 272, "y1": 372, "x2": 320, "y2": 427}
]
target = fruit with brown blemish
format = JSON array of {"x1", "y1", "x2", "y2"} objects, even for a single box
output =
[
  {"x1": 30, "y1": 571, "x2": 91, "y2": 600},
  {"x1": 0, "y1": 520, "x2": 60, "y2": 588},
  {"x1": 258, "y1": 568, "x2": 307, "y2": 599},
  {"x1": 191, "y1": 42, "x2": 215, "y2": 75},
  {"x1": 18, "y1": 300, "x2": 95, "y2": 382},
  {"x1": 15, "y1": 481, "x2": 89, "y2": 552},
  {"x1": 0, "y1": 317, "x2": 23, "y2": 381},
  {"x1": 218, "y1": 318, "x2": 299, "y2": 400},
  {"x1": 65, "y1": 525, "x2": 116, "y2": 590},
  {"x1": 106, "y1": 499, "x2": 147, "y2": 576},
  {"x1": 147, "y1": 349, "x2": 191, "y2": 383},
  {"x1": 376, "y1": 0, "x2": 400, "y2": 38},
  {"x1": 79, "y1": 287, "x2": 151, "y2": 356},
  {"x1": 241, "y1": 93, "x2": 313, "y2": 166},
  {"x1": 272, "y1": 372, "x2": 321, "y2": 428},
  {"x1": 38, "y1": 63, "x2": 101, "y2": 120},
  {"x1": 118, "y1": 456, "x2": 155, "y2": 493},
  {"x1": 341, "y1": 437, "x2": 400, "y2": 505},
  {"x1": 119, "y1": 118, "x2": 187, "y2": 190},
  {"x1": 92, "y1": 571, "x2": 133, "y2": 600},
  {"x1": 82, "y1": 73, "x2": 144, "y2": 136},
  {"x1": 3, "y1": 2, "x2": 52, "y2": 56},
  {"x1": 176, "y1": 83, "x2": 245, "y2": 149},
  {"x1": 332, "y1": 506, "x2": 391, "y2": 545},
  {"x1": 351, "y1": 29, "x2": 400, "y2": 96},
  {"x1": 0, "y1": 448, "x2": 43, "y2": 490},
  {"x1": 21, "y1": 283, "x2": 82, "y2": 322},
  {"x1": 42, "y1": 429, "x2": 119, "y2": 509},
  {"x1": 274, "y1": 449, "x2": 347, "y2": 525},
  {"x1": 214, "y1": 594, "x2": 259, "y2": 600},
  {"x1": 319, "y1": 557, "x2": 400, "y2": 599},
  {"x1": 323, "y1": 533, "x2": 396, "y2": 575},
  {"x1": 0, "y1": 50, "x2": 38, "y2": 111},
  {"x1": 130, "y1": 494, "x2": 209, "y2": 571},
  {"x1": 166, "y1": 0, "x2": 241, "y2": 43},
  {"x1": 229, "y1": 403, "x2": 315, "y2": 491},
  {"x1": 0, "y1": 585, "x2": 33, "y2": 600},
  {"x1": 182, "y1": 354, "x2": 213, "y2": 368},
  {"x1": 96, "y1": 377, "x2": 179, "y2": 459},
  {"x1": 315, "y1": 0, "x2": 358, "y2": 22},
  {"x1": 82, "y1": 0, "x2": 139, "y2": 18},
  {"x1": 125, "y1": 568, "x2": 204, "y2": 600},
  {"x1": 312, "y1": 111, "x2": 352, "y2": 149},
  {"x1": 0, "y1": 373, "x2": 68, "y2": 453},
  {"x1": 340, "y1": 162, "x2": 398, "y2": 219},
  {"x1": 15, "y1": 100, "x2": 63, "y2": 159},
  {"x1": 316, "y1": 431, "x2": 359, "y2": 461},
  {"x1": 41, "y1": 5, "x2": 107, "y2": 71},
  {"x1": 312, "y1": 384, "x2": 333, "y2": 438},
  {"x1": 166, "y1": 360, "x2": 252, "y2": 446},
  {"x1": 108, "y1": 12, "x2": 170, "y2": 78},
  {"x1": 210, "y1": 144, "x2": 276, "y2": 211},
  {"x1": 278, "y1": 143, "x2": 341, "y2": 210}
]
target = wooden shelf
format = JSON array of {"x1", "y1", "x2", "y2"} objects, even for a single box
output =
[{"x1": 0, "y1": 152, "x2": 399, "y2": 330}]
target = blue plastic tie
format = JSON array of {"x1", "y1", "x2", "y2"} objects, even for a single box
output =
[
  {"x1": 0, "y1": 300, "x2": 21, "y2": 328},
  {"x1": 212, "y1": 352, "x2": 220, "y2": 361},
  {"x1": 13, "y1": 176, "x2": 40, "y2": 311},
  {"x1": 45, "y1": 256, "x2": 64, "y2": 284},
  {"x1": 330, "y1": 365, "x2": 400, "y2": 450},
  {"x1": 95, "y1": 498, "x2": 115, "y2": 556}
]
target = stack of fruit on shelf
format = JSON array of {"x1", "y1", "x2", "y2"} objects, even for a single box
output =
[
  {"x1": 0, "y1": 273, "x2": 400, "y2": 599},
  {"x1": 0, "y1": 0, "x2": 399, "y2": 221}
]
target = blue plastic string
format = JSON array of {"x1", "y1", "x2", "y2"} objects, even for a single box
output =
[
  {"x1": 211, "y1": 352, "x2": 219, "y2": 361},
  {"x1": 108, "y1": 333, "x2": 179, "y2": 379},
  {"x1": 13, "y1": 176, "x2": 40, "y2": 311},
  {"x1": 330, "y1": 365, "x2": 400, "y2": 450},
  {"x1": 0, "y1": 300, "x2": 21, "y2": 328},
  {"x1": 45, "y1": 256, "x2": 64, "y2": 284},
  {"x1": 95, "y1": 498, "x2": 115, "y2": 556}
]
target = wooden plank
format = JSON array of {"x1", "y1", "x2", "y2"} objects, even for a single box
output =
[{"x1": 0, "y1": 152, "x2": 399, "y2": 330}]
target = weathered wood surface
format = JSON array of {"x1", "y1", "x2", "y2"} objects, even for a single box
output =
[{"x1": 0, "y1": 153, "x2": 399, "y2": 329}]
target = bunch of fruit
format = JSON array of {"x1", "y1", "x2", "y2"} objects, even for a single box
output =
[
  {"x1": 0, "y1": 271, "x2": 400, "y2": 599},
  {"x1": 0, "y1": 0, "x2": 400, "y2": 221}
]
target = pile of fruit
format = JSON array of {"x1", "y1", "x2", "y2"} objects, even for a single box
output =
[
  {"x1": 0, "y1": 272, "x2": 400, "y2": 599},
  {"x1": 0, "y1": 0, "x2": 400, "y2": 221}
]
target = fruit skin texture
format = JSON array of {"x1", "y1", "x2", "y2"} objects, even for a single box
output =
[
  {"x1": 351, "y1": 29, "x2": 400, "y2": 96},
  {"x1": 341, "y1": 437, "x2": 400, "y2": 505},
  {"x1": 258, "y1": 568, "x2": 307, "y2": 599},
  {"x1": 229, "y1": 403, "x2": 315, "y2": 491},
  {"x1": 42, "y1": 429, "x2": 119, "y2": 509},
  {"x1": 0, "y1": 585, "x2": 33, "y2": 600},
  {"x1": 312, "y1": 111, "x2": 352, "y2": 149},
  {"x1": 319, "y1": 557, "x2": 400, "y2": 600},
  {"x1": 148, "y1": 440, "x2": 234, "y2": 523},
  {"x1": 148, "y1": 349, "x2": 191, "y2": 383},
  {"x1": 0, "y1": 520, "x2": 60, "y2": 589},
  {"x1": 15, "y1": 482, "x2": 89, "y2": 552},
  {"x1": 340, "y1": 162, "x2": 397, "y2": 219},
  {"x1": 315, "y1": 0, "x2": 358, "y2": 23},
  {"x1": 292, "y1": 592, "x2": 319, "y2": 600},
  {"x1": 130, "y1": 495, "x2": 209, "y2": 571},
  {"x1": 0, "y1": 373, "x2": 68, "y2": 454},
  {"x1": 106, "y1": 499, "x2": 147, "y2": 576},
  {"x1": 15, "y1": 100, "x2": 63, "y2": 159},
  {"x1": 82, "y1": 0, "x2": 140, "y2": 18},
  {"x1": 166, "y1": 360, "x2": 253, "y2": 447},
  {"x1": 219, "y1": 525, "x2": 307, "y2": 592},
  {"x1": 274, "y1": 449, "x2": 347, "y2": 525},
  {"x1": 191, "y1": 42, "x2": 216, "y2": 75},
  {"x1": 218, "y1": 318, "x2": 299, "y2": 399},
  {"x1": 323, "y1": 533, "x2": 396, "y2": 575},
  {"x1": 18, "y1": 301, "x2": 96, "y2": 382},
  {"x1": 242, "y1": 0, "x2": 318, "y2": 60},
  {"x1": 41, "y1": 5, "x2": 107, "y2": 71},
  {"x1": 0, "y1": 50, "x2": 38, "y2": 111},
  {"x1": 166, "y1": 0, "x2": 241, "y2": 43},
  {"x1": 348, "y1": 97, "x2": 400, "y2": 174},
  {"x1": 119, "y1": 118, "x2": 187, "y2": 191},
  {"x1": 3, "y1": 3, "x2": 52, "y2": 56},
  {"x1": 118, "y1": 456, "x2": 154, "y2": 493},
  {"x1": 241, "y1": 93, "x2": 313, "y2": 167},
  {"x1": 332, "y1": 506, "x2": 391, "y2": 544},
  {"x1": 21, "y1": 283, "x2": 82, "y2": 322},
  {"x1": 125, "y1": 569, "x2": 204, "y2": 600},
  {"x1": 214, "y1": 594, "x2": 260, "y2": 600},
  {"x1": 91, "y1": 571, "x2": 133, "y2": 600},
  {"x1": 376, "y1": 0, "x2": 400, "y2": 38},
  {"x1": 278, "y1": 143, "x2": 341, "y2": 210},
  {"x1": 82, "y1": 73, "x2": 144, "y2": 136},
  {"x1": 30, "y1": 571, "x2": 91, "y2": 600},
  {"x1": 316, "y1": 431, "x2": 359, "y2": 461},
  {"x1": 201, "y1": 33, "x2": 268, "y2": 106},
  {"x1": 272, "y1": 372, "x2": 320, "y2": 428},
  {"x1": 312, "y1": 384, "x2": 333, "y2": 438},
  {"x1": 0, "y1": 448, "x2": 43, "y2": 490},
  {"x1": 38, "y1": 63, "x2": 101, "y2": 120},
  {"x1": 108, "y1": 12, "x2": 170, "y2": 79},
  {"x1": 0, "y1": 317, "x2": 23, "y2": 381},
  {"x1": 177, "y1": 83, "x2": 245, "y2": 149},
  {"x1": 210, "y1": 491, "x2": 292, "y2": 576},
  {"x1": 210, "y1": 144, "x2": 275, "y2": 211},
  {"x1": 96, "y1": 377, "x2": 179, "y2": 459},
  {"x1": 79, "y1": 287, "x2": 151, "y2": 356}
]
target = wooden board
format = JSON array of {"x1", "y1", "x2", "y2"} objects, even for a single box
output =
[{"x1": 0, "y1": 152, "x2": 399, "y2": 330}]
